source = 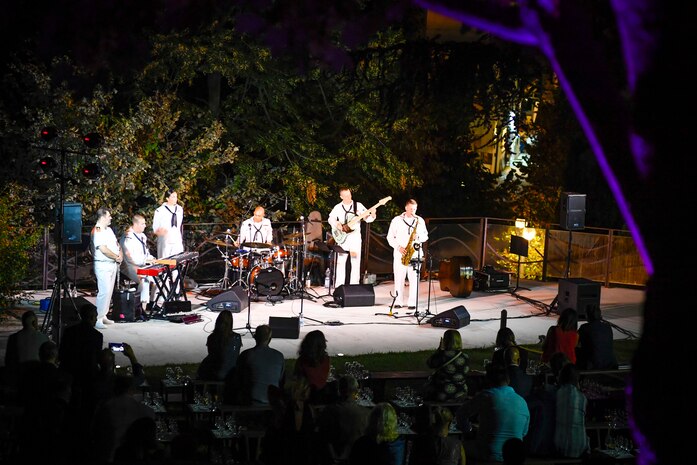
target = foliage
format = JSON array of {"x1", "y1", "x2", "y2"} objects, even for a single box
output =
[
  {"x1": 492, "y1": 229, "x2": 546, "y2": 280},
  {"x1": 0, "y1": 183, "x2": 42, "y2": 309}
]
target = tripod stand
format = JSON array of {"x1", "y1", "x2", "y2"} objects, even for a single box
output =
[
  {"x1": 395, "y1": 245, "x2": 431, "y2": 323},
  {"x1": 41, "y1": 148, "x2": 80, "y2": 345},
  {"x1": 548, "y1": 230, "x2": 573, "y2": 314}
]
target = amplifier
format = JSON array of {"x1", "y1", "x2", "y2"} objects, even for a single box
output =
[{"x1": 474, "y1": 266, "x2": 510, "y2": 291}]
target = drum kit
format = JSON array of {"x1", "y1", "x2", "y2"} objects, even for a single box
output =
[{"x1": 206, "y1": 230, "x2": 308, "y2": 299}]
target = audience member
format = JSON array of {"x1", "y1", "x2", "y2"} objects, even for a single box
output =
[
  {"x1": 502, "y1": 437, "x2": 527, "y2": 465},
  {"x1": 491, "y1": 327, "x2": 529, "y2": 372},
  {"x1": 410, "y1": 405, "x2": 466, "y2": 465},
  {"x1": 524, "y1": 373, "x2": 557, "y2": 457},
  {"x1": 424, "y1": 329, "x2": 470, "y2": 402},
  {"x1": 349, "y1": 402, "x2": 406, "y2": 465},
  {"x1": 554, "y1": 363, "x2": 590, "y2": 458},
  {"x1": 259, "y1": 374, "x2": 318, "y2": 465},
  {"x1": 90, "y1": 343, "x2": 145, "y2": 414},
  {"x1": 541, "y1": 308, "x2": 579, "y2": 364},
  {"x1": 16, "y1": 340, "x2": 73, "y2": 462},
  {"x1": 58, "y1": 303, "x2": 103, "y2": 412},
  {"x1": 91, "y1": 374, "x2": 156, "y2": 463},
  {"x1": 294, "y1": 329, "x2": 334, "y2": 404},
  {"x1": 3, "y1": 310, "x2": 49, "y2": 390},
  {"x1": 504, "y1": 346, "x2": 533, "y2": 399},
  {"x1": 197, "y1": 310, "x2": 242, "y2": 382},
  {"x1": 113, "y1": 416, "x2": 165, "y2": 463},
  {"x1": 233, "y1": 324, "x2": 285, "y2": 405},
  {"x1": 317, "y1": 374, "x2": 371, "y2": 464},
  {"x1": 456, "y1": 363, "x2": 530, "y2": 462},
  {"x1": 576, "y1": 304, "x2": 618, "y2": 370}
]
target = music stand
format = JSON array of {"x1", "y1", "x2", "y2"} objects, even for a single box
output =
[
  {"x1": 319, "y1": 243, "x2": 347, "y2": 298},
  {"x1": 510, "y1": 235, "x2": 530, "y2": 292}
]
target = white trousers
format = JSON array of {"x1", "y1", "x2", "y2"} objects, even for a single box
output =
[
  {"x1": 137, "y1": 276, "x2": 154, "y2": 304},
  {"x1": 334, "y1": 233, "x2": 362, "y2": 287},
  {"x1": 392, "y1": 256, "x2": 420, "y2": 307},
  {"x1": 94, "y1": 261, "x2": 118, "y2": 320}
]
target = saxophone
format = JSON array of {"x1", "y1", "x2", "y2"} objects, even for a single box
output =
[{"x1": 401, "y1": 218, "x2": 418, "y2": 266}]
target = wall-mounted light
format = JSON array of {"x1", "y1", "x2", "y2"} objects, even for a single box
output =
[{"x1": 515, "y1": 218, "x2": 526, "y2": 229}]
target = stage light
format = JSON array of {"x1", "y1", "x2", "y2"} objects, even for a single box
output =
[
  {"x1": 40, "y1": 126, "x2": 57, "y2": 141},
  {"x1": 39, "y1": 156, "x2": 57, "y2": 173},
  {"x1": 515, "y1": 218, "x2": 526, "y2": 229},
  {"x1": 82, "y1": 132, "x2": 102, "y2": 149},
  {"x1": 81, "y1": 163, "x2": 102, "y2": 179}
]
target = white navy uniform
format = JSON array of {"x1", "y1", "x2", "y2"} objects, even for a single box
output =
[
  {"x1": 152, "y1": 203, "x2": 184, "y2": 259},
  {"x1": 386, "y1": 213, "x2": 429, "y2": 307},
  {"x1": 328, "y1": 201, "x2": 375, "y2": 286},
  {"x1": 121, "y1": 229, "x2": 156, "y2": 305},
  {"x1": 92, "y1": 226, "x2": 120, "y2": 321}
]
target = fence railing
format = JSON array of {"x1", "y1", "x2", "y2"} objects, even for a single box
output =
[{"x1": 22, "y1": 217, "x2": 648, "y2": 291}]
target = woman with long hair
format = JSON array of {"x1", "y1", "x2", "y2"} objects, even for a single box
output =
[
  {"x1": 350, "y1": 402, "x2": 406, "y2": 465},
  {"x1": 424, "y1": 329, "x2": 470, "y2": 401},
  {"x1": 541, "y1": 308, "x2": 579, "y2": 364},
  {"x1": 293, "y1": 330, "x2": 333, "y2": 403},
  {"x1": 197, "y1": 310, "x2": 242, "y2": 381}
]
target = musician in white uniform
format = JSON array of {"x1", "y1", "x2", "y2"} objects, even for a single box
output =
[
  {"x1": 386, "y1": 199, "x2": 429, "y2": 309},
  {"x1": 91, "y1": 208, "x2": 123, "y2": 329},
  {"x1": 238, "y1": 206, "x2": 274, "y2": 246},
  {"x1": 328, "y1": 188, "x2": 376, "y2": 287},
  {"x1": 121, "y1": 214, "x2": 156, "y2": 309},
  {"x1": 152, "y1": 189, "x2": 184, "y2": 259}
]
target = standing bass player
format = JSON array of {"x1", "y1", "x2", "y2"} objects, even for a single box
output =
[{"x1": 386, "y1": 199, "x2": 429, "y2": 309}]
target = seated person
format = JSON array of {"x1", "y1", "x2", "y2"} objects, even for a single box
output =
[
  {"x1": 576, "y1": 304, "x2": 618, "y2": 370},
  {"x1": 424, "y1": 329, "x2": 470, "y2": 402},
  {"x1": 504, "y1": 346, "x2": 533, "y2": 399},
  {"x1": 491, "y1": 327, "x2": 529, "y2": 372},
  {"x1": 410, "y1": 406, "x2": 466, "y2": 465}
]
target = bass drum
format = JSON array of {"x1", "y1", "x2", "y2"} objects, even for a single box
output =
[{"x1": 249, "y1": 266, "x2": 285, "y2": 296}]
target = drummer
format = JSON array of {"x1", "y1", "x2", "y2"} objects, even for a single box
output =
[{"x1": 237, "y1": 206, "x2": 274, "y2": 255}]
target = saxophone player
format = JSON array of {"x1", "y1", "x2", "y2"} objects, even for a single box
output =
[{"x1": 386, "y1": 199, "x2": 429, "y2": 309}]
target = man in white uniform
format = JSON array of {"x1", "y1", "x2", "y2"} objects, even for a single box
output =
[
  {"x1": 386, "y1": 199, "x2": 429, "y2": 309},
  {"x1": 328, "y1": 188, "x2": 376, "y2": 287},
  {"x1": 91, "y1": 208, "x2": 123, "y2": 329},
  {"x1": 238, "y1": 206, "x2": 274, "y2": 246},
  {"x1": 121, "y1": 214, "x2": 156, "y2": 311},
  {"x1": 152, "y1": 189, "x2": 184, "y2": 259}
]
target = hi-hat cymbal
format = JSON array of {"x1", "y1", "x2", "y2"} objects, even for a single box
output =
[
  {"x1": 241, "y1": 242, "x2": 272, "y2": 249},
  {"x1": 207, "y1": 239, "x2": 236, "y2": 248}
]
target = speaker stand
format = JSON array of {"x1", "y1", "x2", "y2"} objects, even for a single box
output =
[
  {"x1": 510, "y1": 255, "x2": 531, "y2": 293},
  {"x1": 548, "y1": 230, "x2": 573, "y2": 314}
]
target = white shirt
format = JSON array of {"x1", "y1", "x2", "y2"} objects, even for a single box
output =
[
  {"x1": 121, "y1": 229, "x2": 155, "y2": 281},
  {"x1": 92, "y1": 226, "x2": 119, "y2": 262},
  {"x1": 328, "y1": 200, "x2": 374, "y2": 239},
  {"x1": 239, "y1": 217, "x2": 273, "y2": 244},
  {"x1": 386, "y1": 214, "x2": 429, "y2": 261},
  {"x1": 152, "y1": 203, "x2": 184, "y2": 247}
]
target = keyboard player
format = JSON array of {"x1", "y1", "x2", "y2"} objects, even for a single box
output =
[{"x1": 121, "y1": 214, "x2": 157, "y2": 314}]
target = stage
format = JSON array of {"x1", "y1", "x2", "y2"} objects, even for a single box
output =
[{"x1": 0, "y1": 279, "x2": 644, "y2": 367}]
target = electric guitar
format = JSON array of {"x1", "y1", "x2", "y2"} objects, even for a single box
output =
[{"x1": 331, "y1": 196, "x2": 391, "y2": 244}]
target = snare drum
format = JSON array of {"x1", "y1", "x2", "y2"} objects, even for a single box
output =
[{"x1": 249, "y1": 266, "x2": 285, "y2": 296}]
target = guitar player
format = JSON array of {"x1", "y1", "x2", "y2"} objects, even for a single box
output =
[{"x1": 328, "y1": 187, "x2": 376, "y2": 287}]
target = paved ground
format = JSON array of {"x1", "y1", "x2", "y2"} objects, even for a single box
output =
[{"x1": 0, "y1": 278, "x2": 644, "y2": 367}]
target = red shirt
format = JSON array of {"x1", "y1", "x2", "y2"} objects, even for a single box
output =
[
  {"x1": 542, "y1": 326, "x2": 578, "y2": 364},
  {"x1": 295, "y1": 354, "x2": 330, "y2": 390}
]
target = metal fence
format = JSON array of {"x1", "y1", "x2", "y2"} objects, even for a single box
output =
[{"x1": 22, "y1": 217, "x2": 648, "y2": 292}]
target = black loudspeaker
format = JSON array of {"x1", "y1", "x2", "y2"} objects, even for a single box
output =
[
  {"x1": 429, "y1": 306, "x2": 471, "y2": 329},
  {"x1": 62, "y1": 202, "x2": 83, "y2": 245},
  {"x1": 163, "y1": 300, "x2": 192, "y2": 314},
  {"x1": 58, "y1": 296, "x2": 91, "y2": 326},
  {"x1": 557, "y1": 278, "x2": 601, "y2": 319},
  {"x1": 333, "y1": 284, "x2": 375, "y2": 307},
  {"x1": 206, "y1": 285, "x2": 248, "y2": 313},
  {"x1": 269, "y1": 316, "x2": 300, "y2": 339},
  {"x1": 560, "y1": 192, "x2": 586, "y2": 230}
]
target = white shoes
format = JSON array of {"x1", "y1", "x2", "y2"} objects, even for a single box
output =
[
  {"x1": 103, "y1": 318, "x2": 114, "y2": 325},
  {"x1": 95, "y1": 321, "x2": 107, "y2": 329}
]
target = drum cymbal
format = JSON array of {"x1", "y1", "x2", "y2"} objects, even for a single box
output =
[
  {"x1": 207, "y1": 239, "x2": 236, "y2": 248},
  {"x1": 242, "y1": 242, "x2": 272, "y2": 249},
  {"x1": 285, "y1": 241, "x2": 303, "y2": 247},
  {"x1": 284, "y1": 232, "x2": 302, "y2": 239}
]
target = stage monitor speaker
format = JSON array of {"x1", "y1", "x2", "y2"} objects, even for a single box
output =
[
  {"x1": 333, "y1": 284, "x2": 375, "y2": 307},
  {"x1": 58, "y1": 296, "x2": 91, "y2": 326},
  {"x1": 560, "y1": 192, "x2": 586, "y2": 230},
  {"x1": 557, "y1": 277, "x2": 600, "y2": 319},
  {"x1": 269, "y1": 316, "x2": 300, "y2": 339},
  {"x1": 163, "y1": 300, "x2": 192, "y2": 314},
  {"x1": 429, "y1": 305, "x2": 471, "y2": 329},
  {"x1": 62, "y1": 202, "x2": 83, "y2": 245},
  {"x1": 206, "y1": 285, "x2": 248, "y2": 313}
]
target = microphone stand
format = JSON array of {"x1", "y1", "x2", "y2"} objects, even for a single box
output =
[
  {"x1": 299, "y1": 216, "x2": 305, "y2": 327},
  {"x1": 422, "y1": 253, "x2": 435, "y2": 316}
]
